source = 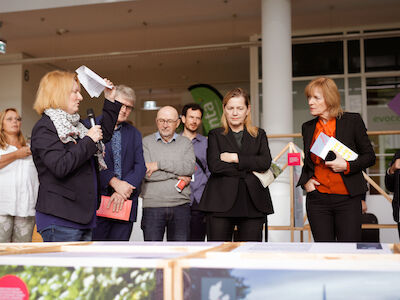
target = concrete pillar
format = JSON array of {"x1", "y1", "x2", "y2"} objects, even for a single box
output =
[{"x1": 261, "y1": 0, "x2": 293, "y2": 241}]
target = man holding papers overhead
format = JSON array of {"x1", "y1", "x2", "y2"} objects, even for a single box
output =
[
  {"x1": 92, "y1": 85, "x2": 146, "y2": 241},
  {"x1": 297, "y1": 77, "x2": 375, "y2": 242}
]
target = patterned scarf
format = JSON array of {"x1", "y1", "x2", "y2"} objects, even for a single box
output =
[{"x1": 44, "y1": 108, "x2": 107, "y2": 171}]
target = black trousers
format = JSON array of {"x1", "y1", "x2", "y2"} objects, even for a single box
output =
[
  {"x1": 206, "y1": 215, "x2": 265, "y2": 242},
  {"x1": 306, "y1": 190, "x2": 362, "y2": 242},
  {"x1": 189, "y1": 208, "x2": 206, "y2": 241}
]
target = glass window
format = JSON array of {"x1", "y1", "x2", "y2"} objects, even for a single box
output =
[
  {"x1": 365, "y1": 37, "x2": 400, "y2": 72},
  {"x1": 347, "y1": 77, "x2": 362, "y2": 113},
  {"x1": 366, "y1": 76, "x2": 400, "y2": 131},
  {"x1": 366, "y1": 76, "x2": 400, "y2": 194},
  {"x1": 292, "y1": 42, "x2": 344, "y2": 77},
  {"x1": 348, "y1": 40, "x2": 360, "y2": 73}
]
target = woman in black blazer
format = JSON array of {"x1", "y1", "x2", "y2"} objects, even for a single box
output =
[
  {"x1": 30, "y1": 70, "x2": 121, "y2": 242},
  {"x1": 384, "y1": 150, "x2": 400, "y2": 239},
  {"x1": 199, "y1": 88, "x2": 273, "y2": 242},
  {"x1": 297, "y1": 77, "x2": 375, "y2": 242}
]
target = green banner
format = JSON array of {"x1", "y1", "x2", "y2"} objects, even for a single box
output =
[{"x1": 188, "y1": 84, "x2": 223, "y2": 135}]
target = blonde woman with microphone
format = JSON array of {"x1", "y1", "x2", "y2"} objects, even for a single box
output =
[{"x1": 31, "y1": 70, "x2": 122, "y2": 242}]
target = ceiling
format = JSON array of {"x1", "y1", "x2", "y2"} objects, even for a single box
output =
[{"x1": 0, "y1": 0, "x2": 399, "y2": 90}]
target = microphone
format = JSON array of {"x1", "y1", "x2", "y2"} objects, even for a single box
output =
[
  {"x1": 87, "y1": 108, "x2": 103, "y2": 152},
  {"x1": 87, "y1": 108, "x2": 96, "y2": 128}
]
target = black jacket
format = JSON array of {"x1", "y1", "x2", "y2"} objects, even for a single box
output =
[
  {"x1": 199, "y1": 127, "x2": 274, "y2": 215},
  {"x1": 297, "y1": 112, "x2": 376, "y2": 197},
  {"x1": 385, "y1": 150, "x2": 400, "y2": 222},
  {"x1": 31, "y1": 100, "x2": 121, "y2": 224}
]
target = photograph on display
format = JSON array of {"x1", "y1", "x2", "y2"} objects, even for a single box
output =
[
  {"x1": 184, "y1": 268, "x2": 400, "y2": 300},
  {"x1": 0, "y1": 265, "x2": 160, "y2": 299}
]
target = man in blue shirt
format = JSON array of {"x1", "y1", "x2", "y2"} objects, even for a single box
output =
[
  {"x1": 93, "y1": 85, "x2": 146, "y2": 241},
  {"x1": 181, "y1": 103, "x2": 210, "y2": 241}
]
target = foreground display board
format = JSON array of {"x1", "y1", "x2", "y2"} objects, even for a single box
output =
[
  {"x1": 0, "y1": 242, "x2": 400, "y2": 299},
  {"x1": 0, "y1": 242, "x2": 221, "y2": 300},
  {"x1": 176, "y1": 242, "x2": 400, "y2": 300}
]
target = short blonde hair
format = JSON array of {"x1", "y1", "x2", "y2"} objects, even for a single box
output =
[
  {"x1": 33, "y1": 70, "x2": 79, "y2": 115},
  {"x1": 221, "y1": 88, "x2": 258, "y2": 138},
  {"x1": 0, "y1": 108, "x2": 26, "y2": 149},
  {"x1": 304, "y1": 77, "x2": 343, "y2": 118},
  {"x1": 116, "y1": 85, "x2": 136, "y2": 106}
]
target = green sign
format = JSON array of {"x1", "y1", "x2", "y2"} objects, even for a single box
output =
[
  {"x1": 0, "y1": 41, "x2": 5, "y2": 54},
  {"x1": 188, "y1": 84, "x2": 223, "y2": 135}
]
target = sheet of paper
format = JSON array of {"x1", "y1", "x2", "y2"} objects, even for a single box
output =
[
  {"x1": 326, "y1": 136, "x2": 358, "y2": 161},
  {"x1": 311, "y1": 132, "x2": 358, "y2": 161},
  {"x1": 310, "y1": 132, "x2": 330, "y2": 159},
  {"x1": 75, "y1": 65, "x2": 112, "y2": 98}
]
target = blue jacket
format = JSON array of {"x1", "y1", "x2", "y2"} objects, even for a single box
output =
[{"x1": 99, "y1": 122, "x2": 146, "y2": 222}]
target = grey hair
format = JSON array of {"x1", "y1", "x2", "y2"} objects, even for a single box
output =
[{"x1": 116, "y1": 85, "x2": 136, "y2": 105}]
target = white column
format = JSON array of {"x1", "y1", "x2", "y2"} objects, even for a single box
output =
[{"x1": 261, "y1": 0, "x2": 293, "y2": 241}]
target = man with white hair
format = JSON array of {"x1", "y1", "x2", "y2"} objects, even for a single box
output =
[
  {"x1": 141, "y1": 106, "x2": 195, "y2": 241},
  {"x1": 93, "y1": 85, "x2": 146, "y2": 241}
]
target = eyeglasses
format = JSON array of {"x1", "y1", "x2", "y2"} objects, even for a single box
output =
[
  {"x1": 157, "y1": 119, "x2": 178, "y2": 125},
  {"x1": 121, "y1": 104, "x2": 134, "y2": 111}
]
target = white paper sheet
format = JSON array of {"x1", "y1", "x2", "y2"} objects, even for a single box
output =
[
  {"x1": 75, "y1": 65, "x2": 112, "y2": 98},
  {"x1": 311, "y1": 132, "x2": 358, "y2": 161}
]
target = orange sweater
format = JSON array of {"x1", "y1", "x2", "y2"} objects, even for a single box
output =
[{"x1": 311, "y1": 118, "x2": 350, "y2": 195}]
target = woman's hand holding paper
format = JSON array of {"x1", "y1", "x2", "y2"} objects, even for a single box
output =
[{"x1": 325, "y1": 150, "x2": 348, "y2": 172}]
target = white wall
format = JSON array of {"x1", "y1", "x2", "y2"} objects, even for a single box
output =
[
  {"x1": 0, "y1": 54, "x2": 23, "y2": 114},
  {"x1": 21, "y1": 63, "x2": 52, "y2": 139}
]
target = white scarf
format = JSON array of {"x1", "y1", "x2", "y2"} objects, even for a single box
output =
[{"x1": 44, "y1": 108, "x2": 107, "y2": 171}]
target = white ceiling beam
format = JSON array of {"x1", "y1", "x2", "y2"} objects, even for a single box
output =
[{"x1": 0, "y1": 0, "x2": 135, "y2": 13}]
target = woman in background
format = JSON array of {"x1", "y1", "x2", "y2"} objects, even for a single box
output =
[
  {"x1": 297, "y1": 77, "x2": 376, "y2": 242},
  {"x1": 0, "y1": 108, "x2": 38, "y2": 242},
  {"x1": 199, "y1": 88, "x2": 273, "y2": 242},
  {"x1": 31, "y1": 70, "x2": 121, "y2": 242}
]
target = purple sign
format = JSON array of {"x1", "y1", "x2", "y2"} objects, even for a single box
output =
[{"x1": 388, "y1": 93, "x2": 400, "y2": 116}]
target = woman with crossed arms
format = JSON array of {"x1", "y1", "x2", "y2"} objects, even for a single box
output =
[{"x1": 199, "y1": 88, "x2": 273, "y2": 242}]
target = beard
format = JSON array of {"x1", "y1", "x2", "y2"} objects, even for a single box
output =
[{"x1": 185, "y1": 124, "x2": 199, "y2": 133}]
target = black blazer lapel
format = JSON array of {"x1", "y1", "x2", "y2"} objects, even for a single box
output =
[
  {"x1": 335, "y1": 114, "x2": 346, "y2": 142},
  {"x1": 304, "y1": 118, "x2": 318, "y2": 151}
]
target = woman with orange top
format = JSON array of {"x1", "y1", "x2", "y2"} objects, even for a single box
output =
[{"x1": 297, "y1": 77, "x2": 375, "y2": 242}]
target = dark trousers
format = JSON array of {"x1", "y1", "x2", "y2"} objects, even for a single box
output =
[
  {"x1": 190, "y1": 200, "x2": 206, "y2": 241},
  {"x1": 306, "y1": 190, "x2": 362, "y2": 242},
  {"x1": 141, "y1": 204, "x2": 191, "y2": 241},
  {"x1": 206, "y1": 215, "x2": 265, "y2": 242},
  {"x1": 92, "y1": 217, "x2": 133, "y2": 241}
]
